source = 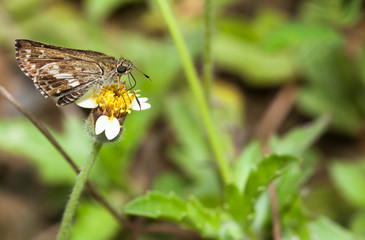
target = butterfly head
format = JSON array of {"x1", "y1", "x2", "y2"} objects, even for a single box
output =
[{"x1": 116, "y1": 57, "x2": 134, "y2": 76}]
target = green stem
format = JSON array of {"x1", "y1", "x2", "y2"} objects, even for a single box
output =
[
  {"x1": 155, "y1": 0, "x2": 231, "y2": 183},
  {"x1": 203, "y1": 0, "x2": 214, "y2": 100},
  {"x1": 57, "y1": 141, "x2": 103, "y2": 240}
]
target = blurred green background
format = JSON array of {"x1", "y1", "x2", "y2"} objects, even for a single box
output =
[{"x1": 1, "y1": 0, "x2": 365, "y2": 239}]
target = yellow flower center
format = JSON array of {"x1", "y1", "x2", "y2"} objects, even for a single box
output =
[{"x1": 92, "y1": 84, "x2": 136, "y2": 119}]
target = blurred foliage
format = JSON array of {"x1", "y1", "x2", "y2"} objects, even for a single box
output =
[{"x1": 0, "y1": 0, "x2": 365, "y2": 239}]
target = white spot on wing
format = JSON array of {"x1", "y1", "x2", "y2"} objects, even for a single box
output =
[
  {"x1": 69, "y1": 80, "x2": 80, "y2": 87},
  {"x1": 31, "y1": 65, "x2": 36, "y2": 70},
  {"x1": 48, "y1": 69, "x2": 59, "y2": 74},
  {"x1": 54, "y1": 73, "x2": 73, "y2": 79},
  {"x1": 75, "y1": 67, "x2": 82, "y2": 71},
  {"x1": 25, "y1": 50, "x2": 31, "y2": 53},
  {"x1": 53, "y1": 65, "x2": 59, "y2": 69},
  {"x1": 25, "y1": 54, "x2": 30, "y2": 58},
  {"x1": 64, "y1": 57, "x2": 70, "y2": 60}
]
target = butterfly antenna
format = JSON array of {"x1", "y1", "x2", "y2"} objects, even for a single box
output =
[{"x1": 134, "y1": 66, "x2": 151, "y2": 81}]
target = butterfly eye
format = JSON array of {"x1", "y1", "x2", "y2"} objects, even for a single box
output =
[{"x1": 117, "y1": 65, "x2": 127, "y2": 74}]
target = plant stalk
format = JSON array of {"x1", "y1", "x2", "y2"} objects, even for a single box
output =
[
  {"x1": 155, "y1": 0, "x2": 231, "y2": 183},
  {"x1": 203, "y1": 0, "x2": 214, "y2": 100},
  {"x1": 57, "y1": 141, "x2": 103, "y2": 240}
]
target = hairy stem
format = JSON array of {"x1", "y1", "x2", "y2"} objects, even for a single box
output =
[{"x1": 57, "y1": 141, "x2": 103, "y2": 240}]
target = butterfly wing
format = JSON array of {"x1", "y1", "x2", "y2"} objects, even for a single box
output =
[{"x1": 15, "y1": 39, "x2": 117, "y2": 106}]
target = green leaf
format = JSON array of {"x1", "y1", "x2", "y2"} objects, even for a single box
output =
[
  {"x1": 244, "y1": 154, "x2": 299, "y2": 201},
  {"x1": 329, "y1": 161, "x2": 365, "y2": 208},
  {"x1": 70, "y1": 202, "x2": 119, "y2": 240},
  {"x1": 281, "y1": 197, "x2": 311, "y2": 240},
  {"x1": 311, "y1": 217, "x2": 365, "y2": 240},
  {"x1": 125, "y1": 192, "x2": 227, "y2": 238},
  {"x1": 224, "y1": 183, "x2": 244, "y2": 222},
  {"x1": 124, "y1": 191, "x2": 187, "y2": 220},
  {"x1": 233, "y1": 141, "x2": 262, "y2": 193},
  {"x1": 226, "y1": 154, "x2": 299, "y2": 223},
  {"x1": 270, "y1": 115, "x2": 330, "y2": 156},
  {"x1": 186, "y1": 197, "x2": 221, "y2": 237},
  {"x1": 276, "y1": 151, "x2": 317, "y2": 208}
]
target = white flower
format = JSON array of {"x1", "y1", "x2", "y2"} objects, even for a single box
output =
[
  {"x1": 130, "y1": 97, "x2": 151, "y2": 111},
  {"x1": 75, "y1": 87, "x2": 98, "y2": 108},
  {"x1": 76, "y1": 84, "x2": 151, "y2": 141},
  {"x1": 95, "y1": 115, "x2": 120, "y2": 140}
]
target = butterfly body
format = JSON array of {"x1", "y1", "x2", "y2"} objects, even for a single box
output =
[{"x1": 15, "y1": 39, "x2": 134, "y2": 106}]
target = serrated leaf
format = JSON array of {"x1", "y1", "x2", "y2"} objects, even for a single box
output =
[
  {"x1": 281, "y1": 197, "x2": 311, "y2": 240},
  {"x1": 244, "y1": 154, "x2": 299, "y2": 200},
  {"x1": 226, "y1": 154, "x2": 299, "y2": 223},
  {"x1": 329, "y1": 161, "x2": 365, "y2": 208},
  {"x1": 124, "y1": 192, "x2": 187, "y2": 220},
  {"x1": 276, "y1": 151, "x2": 317, "y2": 208},
  {"x1": 186, "y1": 197, "x2": 221, "y2": 237},
  {"x1": 233, "y1": 141, "x2": 262, "y2": 193}
]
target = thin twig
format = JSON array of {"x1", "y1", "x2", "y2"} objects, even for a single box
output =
[
  {"x1": 268, "y1": 183, "x2": 281, "y2": 240},
  {"x1": 0, "y1": 85, "x2": 132, "y2": 228},
  {"x1": 254, "y1": 82, "x2": 299, "y2": 240},
  {"x1": 129, "y1": 217, "x2": 145, "y2": 240}
]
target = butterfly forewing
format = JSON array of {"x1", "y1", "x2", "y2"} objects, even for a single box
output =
[{"x1": 15, "y1": 39, "x2": 118, "y2": 106}]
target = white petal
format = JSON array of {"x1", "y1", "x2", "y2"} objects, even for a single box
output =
[
  {"x1": 104, "y1": 117, "x2": 120, "y2": 140},
  {"x1": 76, "y1": 98, "x2": 98, "y2": 108},
  {"x1": 95, "y1": 115, "x2": 109, "y2": 135},
  {"x1": 131, "y1": 97, "x2": 151, "y2": 111},
  {"x1": 140, "y1": 102, "x2": 151, "y2": 110},
  {"x1": 76, "y1": 87, "x2": 98, "y2": 108},
  {"x1": 137, "y1": 97, "x2": 148, "y2": 103}
]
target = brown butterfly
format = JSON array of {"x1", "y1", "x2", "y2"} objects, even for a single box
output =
[{"x1": 15, "y1": 39, "x2": 149, "y2": 106}]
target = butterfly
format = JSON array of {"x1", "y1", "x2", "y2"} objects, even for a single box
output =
[{"x1": 15, "y1": 39, "x2": 149, "y2": 106}]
